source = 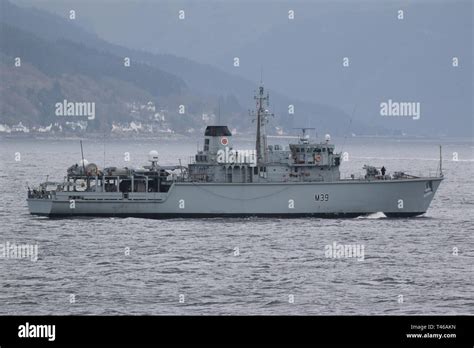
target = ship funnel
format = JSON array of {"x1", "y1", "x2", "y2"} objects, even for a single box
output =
[{"x1": 203, "y1": 126, "x2": 232, "y2": 154}]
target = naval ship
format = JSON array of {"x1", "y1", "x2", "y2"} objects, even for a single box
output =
[{"x1": 28, "y1": 85, "x2": 443, "y2": 218}]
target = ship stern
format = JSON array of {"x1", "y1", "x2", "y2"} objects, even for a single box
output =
[{"x1": 27, "y1": 198, "x2": 54, "y2": 216}]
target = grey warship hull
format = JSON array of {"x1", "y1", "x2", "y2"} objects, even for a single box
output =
[{"x1": 28, "y1": 177, "x2": 442, "y2": 218}]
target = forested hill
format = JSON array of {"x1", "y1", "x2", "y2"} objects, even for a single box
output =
[{"x1": 1, "y1": 0, "x2": 379, "y2": 136}]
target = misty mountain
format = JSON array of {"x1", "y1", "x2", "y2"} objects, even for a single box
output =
[
  {"x1": 0, "y1": 22, "x2": 188, "y2": 131},
  {"x1": 1, "y1": 0, "x2": 443, "y2": 137},
  {"x1": 0, "y1": 25, "x2": 185, "y2": 96},
  {"x1": 19, "y1": 0, "x2": 472, "y2": 137},
  {"x1": 227, "y1": 2, "x2": 473, "y2": 137}
]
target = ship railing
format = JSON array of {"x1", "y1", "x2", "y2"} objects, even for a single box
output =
[
  {"x1": 342, "y1": 170, "x2": 440, "y2": 181},
  {"x1": 341, "y1": 174, "x2": 365, "y2": 180},
  {"x1": 411, "y1": 170, "x2": 441, "y2": 178},
  {"x1": 391, "y1": 170, "x2": 440, "y2": 179},
  {"x1": 28, "y1": 188, "x2": 53, "y2": 199}
]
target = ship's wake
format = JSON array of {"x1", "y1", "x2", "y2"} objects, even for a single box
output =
[{"x1": 356, "y1": 212, "x2": 387, "y2": 219}]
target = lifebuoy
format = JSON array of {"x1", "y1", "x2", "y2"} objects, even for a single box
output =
[
  {"x1": 221, "y1": 137, "x2": 228, "y2": 146},
  {"x1": 314, "y1": 154, "x2": 321, "y2": 162}
]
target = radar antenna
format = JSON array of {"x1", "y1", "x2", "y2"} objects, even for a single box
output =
[{"x1": 293, "y1": 127, "x2": 316, "y2": 144}]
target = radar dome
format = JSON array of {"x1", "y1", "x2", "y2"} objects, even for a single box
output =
[
  {"x1": 148, "y1": 150, "x2": 159, "y2": 162},
  {"x1": 325, "y1": 134, "x2": 331, "y2": 142}
]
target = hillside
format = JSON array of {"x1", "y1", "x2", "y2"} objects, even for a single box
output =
[
  {"x1": 21, "y1": 0, "x2": 472, "y2": 137},
  {"x1": 1, "y1": 0, "x2": 382, "y2": 136}
]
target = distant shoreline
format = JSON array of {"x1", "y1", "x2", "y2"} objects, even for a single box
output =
[{"x1": 1, "y1": 133, "x2": 472, "y2": 144}]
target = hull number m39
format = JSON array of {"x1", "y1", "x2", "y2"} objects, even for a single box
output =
[{"x1": 315, "y1": 193, "x2": 329, "y2": 201}]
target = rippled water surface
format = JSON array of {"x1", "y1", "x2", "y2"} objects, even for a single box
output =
[{"x1": 0, "y1": 136, "x2": 472, "y2": 315}]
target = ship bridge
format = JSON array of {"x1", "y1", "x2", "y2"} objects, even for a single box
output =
[{"x1": 289, "y1": 142, "x2": 340, "y2": 167}]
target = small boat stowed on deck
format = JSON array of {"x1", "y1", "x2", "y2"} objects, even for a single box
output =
[{"x1": 28, "y1": 84, "x2": 443, "y2": 218}]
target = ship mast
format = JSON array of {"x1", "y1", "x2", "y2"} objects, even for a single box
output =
[{"x1": 251, "y1": 84, "x2": 272, "y2": 165}]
